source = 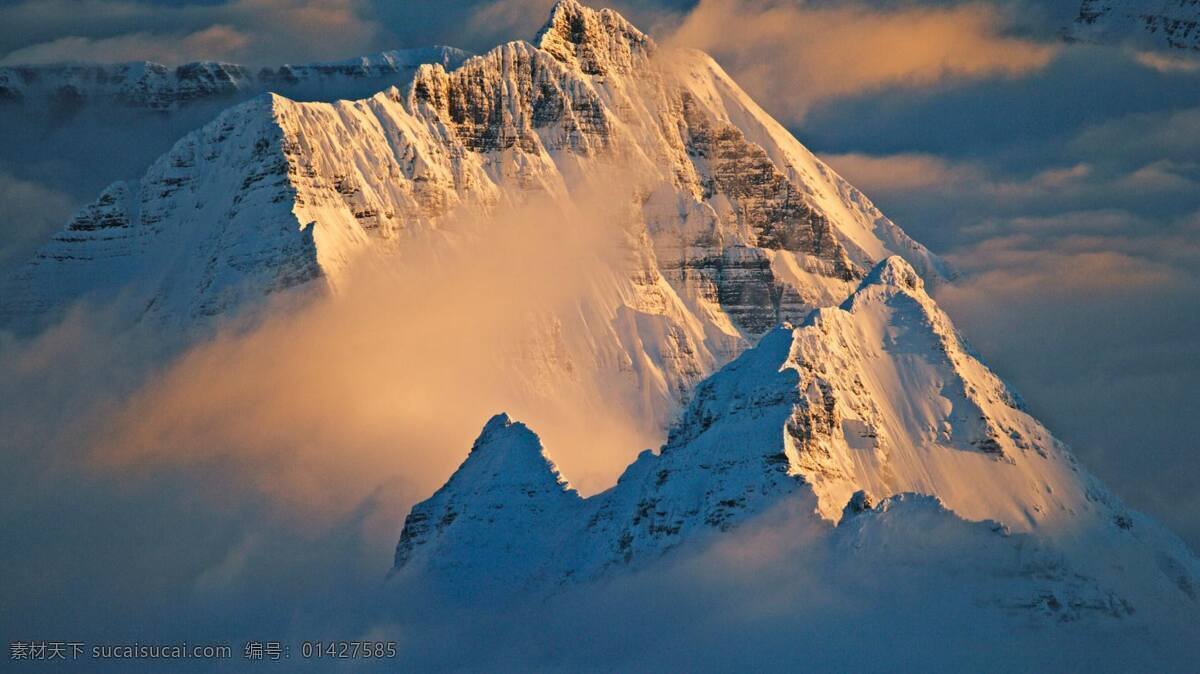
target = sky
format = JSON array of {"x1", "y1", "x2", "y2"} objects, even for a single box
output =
[{"x1": 0, "y1": 0, "x2": 1198, "y2": 666}]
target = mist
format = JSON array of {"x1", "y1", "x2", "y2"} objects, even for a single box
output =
[
  {"x1": 0, "y1": 186, "x2": 666, "y2": 670},
  {"x1": 378, "y1": 495, "x2": 1200, "y2": 673}
]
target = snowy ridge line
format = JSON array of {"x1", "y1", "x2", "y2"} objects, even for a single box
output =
[{"x1": 0, "y1": 46, "x2": 471, "y2": 111}]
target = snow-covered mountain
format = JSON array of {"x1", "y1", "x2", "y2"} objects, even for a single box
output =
[
  {"x1": 0, "y1": 47, "x2": 470, "y2": 111},
  {"x1": 3, "y1": 0, "x2": 1196, "y2": 654},
  {"x1": 1070, "y1": 0, "x2": 1200, "y2": 50},
  {"x1": 393, "y1": 256, "x2": 1199, "y2": 624},
  {"x1": 0, "y1": 0, "x2": 944, "y2": 427},
  {"x1": 0, "y1": 46, "x2": 473, "y2": 279}
]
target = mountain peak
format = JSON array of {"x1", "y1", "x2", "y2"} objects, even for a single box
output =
[
  {"x1": 470, "y1": 412, "x2": 519, "y2": 452},
  {"x1": 392, "y1": 414, "x2": 582, "y2": 589},
  {"x1": 837, "y1": 255, "x2": 935, "y2": 317},
  {"x1": 862, "y1": 255, "x2": 924, "y2": 293},
  {"x1": 455, "y1": 414, "x2": 568, "y2": 489},
  {"x1": 534, "y1": 0, "x2": 655, "y2": 75}
]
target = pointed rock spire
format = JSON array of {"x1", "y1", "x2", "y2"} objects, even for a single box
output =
[{"x1": 534, "y1": 0, "x2": 655, "y2": 75}]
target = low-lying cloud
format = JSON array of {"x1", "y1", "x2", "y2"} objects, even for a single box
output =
[
  {"x1": 382, "y1": 495, "x2": 1199, "y2": 672},
  {"x1": 1133, "y1": 50, "x2": 1200, "y2": 74}
]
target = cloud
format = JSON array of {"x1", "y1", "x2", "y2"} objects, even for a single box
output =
[
  {"x1": 0, "y1": 25, "x2": 251, "y2": 66},
  {"x1": 819, "y1": 150, "x2": 1199, "y2": 341},
  {"x1": 0, "y1": 0, "x2": 1063, "y2": 97},
  {"x1": 0, "y1": 0, "x2": 386, "y2": 66},
  {"x1": 0, "y1": 306, "x2": 399, "y2": 648},
  {"x1": 823, "y1": 151, "x2": 1197, "y2": 228},
  {"x1": 0, "y1": 167, "x2": 77, "y2": 271},
  {"x1": 381, "y1": 494, "x2": 1200, "y2": 671},
  {"x1": 1071, "y1": 107, "x2": 1200, "y2": 163},
  {"x1": 820, "y1": 152, "x2": 985, "y2": 192},
  {"x1": 1133, "y1": 50, "x2": 1200, "y2": 74},
  {"x1": 78, "y1": 187, "x2": 664, "y2": 524},
  {"x1": 943, "y1": 233, "x2": 1184, "y2": 298},
  {"x1": 663, "y1": 0, "x2": 1058, "y2": 123}
]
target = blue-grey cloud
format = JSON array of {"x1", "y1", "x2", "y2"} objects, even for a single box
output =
[{"x1": 0, "y1": 0, "x2": 387, "y2": 66}]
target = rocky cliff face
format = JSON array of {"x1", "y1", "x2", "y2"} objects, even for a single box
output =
[
  {"x1": 1071, "y1": 0, "x2": 1200, "y2": 51},
  {"x1": 1, "y1": 0, "x2": 945, "y2": 427},
  {"x1": 393, "y1": 257, "x2": 1200, "y2": 622}
]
